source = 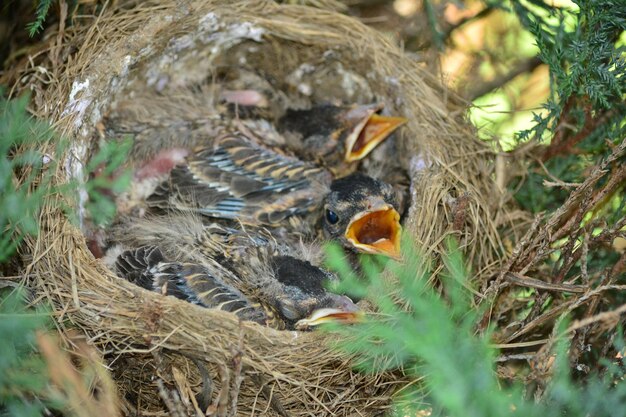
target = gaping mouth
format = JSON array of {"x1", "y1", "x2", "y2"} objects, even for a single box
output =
[
  {"x1": 345, "y1": 113, "x2": 407, "y2": 162},
  {"x1": 295, "y1": 308, "x2": 363, "y2": 330},
  {"x1": 345, "y1": 206, "x2": 402, "y2": 259}
]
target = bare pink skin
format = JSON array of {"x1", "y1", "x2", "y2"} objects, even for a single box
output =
[
  {"x1": 85, "y1": 148, "x2": 191, "y2": 259},
  {"x1": 220, "y1": 89, "x2": 268, "y2": 107},
  {"x1": 135, "y1": 148, "x2": 189, "y2": 180},
  {"x1": 114, "y1": 147, "x2": 190, "y2": 217}
]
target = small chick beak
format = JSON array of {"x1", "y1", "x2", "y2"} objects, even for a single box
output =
[
  {"x1": 295, "y1": 296, "x2": 362, "y2": 330},
  {"x1": 344, "y1": 204, "x2": 402, "y2": 259},
  {"x1": 343, "y1": 105, "x2": 407, "y2": 163},
  {"x1": 295, "y1": 308, "x2": 363, "y2": 330}
]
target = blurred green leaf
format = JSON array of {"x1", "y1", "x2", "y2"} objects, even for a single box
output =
[
  {"x1": 0, "y1": 288, "x2": 51, "y2": 416},
  {"x1": 0, "y1": 88, "x2": 131, "y2": 263}
]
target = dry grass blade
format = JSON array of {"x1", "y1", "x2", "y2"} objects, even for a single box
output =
[{"x1": 37, "y1": 331, "x2": 121, "y2": 417}]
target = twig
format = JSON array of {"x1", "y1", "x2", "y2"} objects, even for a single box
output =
[
  {"x1": 156, "y1": 379, "x2": 186, "y2": 417},
  {"x1": 546, "y1": 94, "x2": 577, "y2": 149},
  {"x1": 552, "y1": 185, "x2": 593, "y2": 284},
  {"x1": 504, "y1": 272, "x2": 586, "y2": 293},
  {"x1": 190, "y1": 357, "x2": 213, "y2": 413},
  {"x1": 50, "y1": 1, "x2": 68, "y2": 69},
  {"x1": 211, "y1": 363, "x2": 230, "y2": 416},
  {"x1": 580, "y1": 231, "x2": 590, "y2": 283},
  {"x1": 442, "y1": 7, "x2": 495, "y2": 41},
  {"x1": 511, "y1": 138, "x2": 626, "y2": 273},
  {"x1": 408, "y1": 6, "x2": 495, "y2": 51},
  {"x1": 0, "y1": 274, "x2": 37, "y2": 280},
  {"x1": 566, "y1": 303, "x2": 626, "y2": 333},
  {"x1": 422, "y1": 0, "x2": 444, "y2": 51},
  {"x1": 496, "y1": 353, "x2": 536, "y2": 362},
  {"x1": 502, "y1": 297, "x2": 573, "y2": 343},
  {"x1": 485, "y1": 213, "x2": 543, "y2": 296},
  {"x1": 250, "y1": 372, "x2": 291, "y2": 417},
  {"x1": 568, "y1": 272, "x2": 610, "y2": 366},
  {"x1": 227, "y1": 325, "x2": 245, "y2": 417},
  {"x1": 610, "y1": 251, "x2": 626, "y2": 278},
  {"x1": 542, "y1": 106, "x2": 616, "y2": 161},
  {"x1": 493, "y1": 339, "x2": 549, "y2": 349},
  {"x1": 552, "y1": 163, "x2": 626, "y2": 244},
  {"x1": 479, "y1": 214, "x2": 544, "y2": 331},
  {"x1": 554, "y1": 215, "x2": 626, "y2": 285},
  {"x1": 542, "y1": 101, "x2": 592, "y2": 160},
  {"x1": 543, "y1": 180, "x2": 582, "y2": 188},
  {"x1": 503, "y1": 284, "x2": 626, "y2": 344}
]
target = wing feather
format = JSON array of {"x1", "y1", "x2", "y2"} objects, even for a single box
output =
[{"x1": 147, "y1": 133, "x2": 331, "y2": 223}]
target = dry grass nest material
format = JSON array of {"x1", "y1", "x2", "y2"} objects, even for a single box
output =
[{"x1": 8, "y1": 1, "x2": 508, "y2": 415}]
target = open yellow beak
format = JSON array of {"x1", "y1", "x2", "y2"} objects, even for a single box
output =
[
  {"x1": 345, "y1": 113, "x2": 407, "y2": 162},
  {"x1": 295, "y1": 308, "x2": 364, "y2": 330},
  {"x1": 344, "y1": 205, "x2": 402, "y2": 259}
]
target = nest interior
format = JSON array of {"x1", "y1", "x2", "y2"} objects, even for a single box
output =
[{"x1": 10, "y1": 1, "x2": 507, "y2": 415}]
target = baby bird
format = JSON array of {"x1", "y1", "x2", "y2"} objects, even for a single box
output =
[
  {"x1": 278, "y1": 103, "x2": 407, "y2": 174},
  {"x1": 322, "y1": 173, "x2": 402, "y2": 258},
  {"x1": 112, "y1": 215, "x2": 359, "y2": 330},
  {"x1": 146, "y1": 131, "x2": 403, "y2": 259},
  {"x1": 217, "y1": 85, "x2": 406, "y2": 174},
  {"x1": 147, "y1": 132, "x2": 331, "y2": 226},
  {"x1": 212, "y1": 67, "x2": 406, "y2": 169}
]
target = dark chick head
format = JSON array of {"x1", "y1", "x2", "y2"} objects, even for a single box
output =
[
  {"x1": 279, "y1": 104, "x2": 407, "y2": 164},
  {"x1": 267, "y1": 256, "x2": 360, "y2": 330},
  {"x1": 323, "y1": 173, "x2": 402, "y2": 259}
]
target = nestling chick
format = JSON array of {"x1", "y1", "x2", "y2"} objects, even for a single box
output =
[
  {"x1": 111, "y1": 215, "x2": 360, "y2": 330},
  {"x1": 264, "y1": 255, "x2": 361, "y2": 330},
  {"x1": 146, "y1": 132, "x2": 331, "y2": 228},
  {"x1": 322, "y1": 173, "x2": 402, "y2": 259},
  {"x1": 278, "y1": 103, "x2": 407, "y2": 174}
]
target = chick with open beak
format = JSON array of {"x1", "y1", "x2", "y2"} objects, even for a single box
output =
[
  {"x1": 322, "y1": 173, "x2": 402, "y2": 259},
  {"x1": 278, "y1": 104, "x2": 407, "y2": 174},
  {"x1": 268, "y1": 256, "x2": 361, "y2": 330},
  {"x1": 145, "y1": 132, "x2": 403, "y2": 262},
  {"x1": 111, "y1": 215, "x2": 361, "y2": 331}
]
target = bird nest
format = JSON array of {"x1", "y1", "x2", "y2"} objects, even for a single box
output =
[{"x1": 8, "y1": 1, "x2": 507, "y2": 415}]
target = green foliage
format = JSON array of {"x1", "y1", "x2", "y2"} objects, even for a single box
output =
[
  {"x1": 505, "y1": 0, "x2": 626, "y2": 211},
  {"x1": 0, "y1": 88, "x2": 131, "y2": 263},
  {"x1": 26, "y1": 0, "x2": 55, "y2": 37},
  {"x1": 324, "y1": 238, "x2": 626, "y2": 417},
  {"x1": 0, "y1": 89, "x2": 129, "y2": 413},
  {"x1": 0, "y1": 289, "x2": 54, "y2": 416},
  {"x1": 81, "y1": 139, "x2": 133, "y2": 227},
  {"x1": 0, "y1": 92, "x2": 58, "y2": 262}
]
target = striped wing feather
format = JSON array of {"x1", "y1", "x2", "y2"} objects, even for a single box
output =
[
  {"x1": 152, "y1": 262, "x2": 268, "y2": 324},
  {"x1": 147, "y1": 133, "x2": 331, "y2": 224},
  {"x1": 115, "y1": 246, "x2": 268, "y2": 325}
]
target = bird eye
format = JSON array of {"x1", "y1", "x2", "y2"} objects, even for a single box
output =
[{"x1": 325, "y1": 209, "x2": 339, "y2": 224}]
